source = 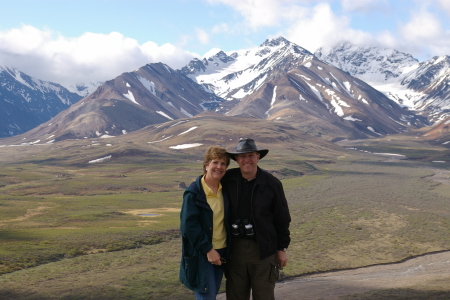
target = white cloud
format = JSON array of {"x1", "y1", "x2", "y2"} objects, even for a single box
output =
[
  {"x1": 375, "y1": 30, "x2": 398, "y2": 48},
  {"x1": 282, "y1": 3, "x2": 371, "y2": 52},
  {"x1": 206, "y1": 0, "x2": 364, "y2": 52},
  {"x1": 206, "y1": 1, "x2": 375, "y2": 53},
  {"x1": 196, "y1": 28, "x2": 210, "y2": 44},
  {"x1": 2, "y1": 0, "x2": 450, "y2": 93},
  {"x1": 213, "y1": 0, "x2": 450, "y2": 60},
  {"x1": 399, "y1": 10, "x2": 442, "y2": 42},
  {"x1": 207, "y1": 0, "x2": 310, "y2": 30},
  {"x1": 0, "y1": 25, "x2": 197, "y2": 89},
  {"x1": 212, "y1": 23, "x2": 231, "y2": 34},
  {"x1": 397, "y1": 8, "x2": 450, "y2": 58},
  {"x1": 207, "y1": 0, "x2": 278, "y2": 29},
  {"x1": 437, "y1": 0, "x2": 450, "y2": 15}
]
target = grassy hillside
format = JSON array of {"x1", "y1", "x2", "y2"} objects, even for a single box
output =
[{"x1": 1, "y1": 119, "x2": 450, "y2": 299}]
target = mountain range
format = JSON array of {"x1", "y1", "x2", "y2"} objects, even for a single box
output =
[{"x1": 1, "y1": 37, "x2": 450, "y2": 146}]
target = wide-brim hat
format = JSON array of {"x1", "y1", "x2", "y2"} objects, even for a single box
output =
[{"x1": 227, "y1": 138, "x2": 269, "y2": 161}]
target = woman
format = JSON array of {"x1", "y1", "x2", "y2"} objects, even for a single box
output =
[{"x1": 180, "y1": 145, "x2": 231, "y2": 299}]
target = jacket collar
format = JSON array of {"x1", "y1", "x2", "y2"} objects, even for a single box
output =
[{"x1": 227, "y1": 167, "x2": 265, "y2": 185}]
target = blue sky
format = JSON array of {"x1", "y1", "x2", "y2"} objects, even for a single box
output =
[{"x1": 1, "y1": 0, "x2": 450, "y2": 89}]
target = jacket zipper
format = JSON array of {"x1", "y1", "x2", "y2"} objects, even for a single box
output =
[{"x1": 250, "y1": 183, "x2": 258, "y2": 239}]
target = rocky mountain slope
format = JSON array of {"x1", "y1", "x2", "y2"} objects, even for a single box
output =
[
  {"x1": 5, "y1": 63, "x2": 223, "y2": 142},
  {"x1": 0, "y1": 66, "x2": 82, "y2": 138},
  {"x1": 422, "y1": 116, "x2": 450, "y2": 145},
  {"x1": 400, "y1": 56, "x2": 450, "y2": 122}
]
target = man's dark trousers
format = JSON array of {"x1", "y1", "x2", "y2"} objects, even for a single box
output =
[{"x1": 226, "y1": 238, "x2": 277, "y2": 300}]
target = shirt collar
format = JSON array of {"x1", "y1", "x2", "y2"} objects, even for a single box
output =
[{"x1": 201, "y1": 176, "x2": 222, "y2": 196}]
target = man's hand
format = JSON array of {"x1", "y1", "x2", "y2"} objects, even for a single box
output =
[{"x1": 276, "y1": 250, "x2": 288, "y2": 268}]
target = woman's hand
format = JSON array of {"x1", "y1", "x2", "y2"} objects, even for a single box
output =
[{"x1": 207, "y1": 249, "x2": 222, "y2": 265}]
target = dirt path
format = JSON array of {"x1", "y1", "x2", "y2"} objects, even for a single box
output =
[
  {"x1": 217, "y1": 251, "x2": 450, "y2": 299},
  {"x1": 428, "y1": 167, "x2": 450, "y2": 185}
]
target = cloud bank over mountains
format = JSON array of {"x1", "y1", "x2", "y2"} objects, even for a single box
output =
[
  {"x1": 0, "y1": 25, "x2": 197, "y2": 89},
  {"x1": 1, "y1": 0, "x2": 450, "y2": 89}
]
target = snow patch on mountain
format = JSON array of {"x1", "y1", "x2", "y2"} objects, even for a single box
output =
[
  {"x1": 178, "y1": 126, "x2": 198, "y2": 135},
  {"x1": 344, "y1": 116, "x2": 362, "y2": 121},
  {"x1": 266, "y1": 86, "x2": 277, "y2": 116},
  {"x1": 138, "y1": 76, "x2": 156, "y2": 96},
  {"x1": 169, "y1": 143, "x2": 203, "y2": 149},
  {"x1": 157, "y1": 111, "x2": 174, "y2": 120},
  {"x1": 123, "y1": 90, "x2": 140, "y2": 106}
]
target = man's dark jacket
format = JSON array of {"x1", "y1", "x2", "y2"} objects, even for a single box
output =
[{"x1": 222, "y1": 167, "x2": 291, "y2": 260}]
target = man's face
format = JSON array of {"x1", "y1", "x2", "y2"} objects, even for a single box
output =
[{"x1": 235, "y1": 152, "x2": 260, "y2": 177}]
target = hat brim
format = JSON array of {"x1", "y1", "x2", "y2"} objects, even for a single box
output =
[{"x1": 227, "y1": 149, "x2": 269, "y2": 161}]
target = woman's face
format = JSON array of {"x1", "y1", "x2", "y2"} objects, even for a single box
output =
[{"x1": 205, "y1": 157, "x2": 228, "y2": 181}]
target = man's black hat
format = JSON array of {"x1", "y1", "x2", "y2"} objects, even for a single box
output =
[{"x1": 227, "y1": 138, "x2": 269, "y2": 161}]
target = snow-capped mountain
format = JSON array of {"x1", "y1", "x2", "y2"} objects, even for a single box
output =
[
  {"x1": 315, "y1": 42, "x2": 419, "y2": 83},
  {"x1": 316, "y1": 42, "x2": 450, "y2": 124},
  {"x1": 181, "y1": 37, "x2": 315, "y2": 102},
  {"x1": 182, "y1": 37, "x2": 427, "y2": 139},
  {"x1": 399, "y1": 56, "x2": 450, "y2": 122},
  {"x1": 12, "y1": 63, "x2": 224, "y2": 141},
  {"x1": 0, "y1": 66, "x2": 82, "y2": 138}
]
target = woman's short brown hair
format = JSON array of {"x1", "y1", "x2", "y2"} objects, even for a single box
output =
[{"x1": 203, "y1": 146, "x2": 230, "y2": 175}]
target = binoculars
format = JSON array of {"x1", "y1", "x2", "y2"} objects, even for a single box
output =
[{"x1": 231, "y1": 219, "x2": 254, "y2": 238}]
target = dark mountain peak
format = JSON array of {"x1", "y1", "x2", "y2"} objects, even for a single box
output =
[
  {"x1": 229, "y1": 52, "x2": 239, "y2": 59},
  {"x1": 180, "y1": 58, "x2": 207, "y2": 75},
  {"x1": 258, "y1": 37, "x2": 312, "y2": 58},
  {"x1": 261, "y1": 36, "x2": 290, "y2": 47},
  {"x1": 140, "y1": 62, "x2": 175, "y2": 76},
  {"x1": 425, "y1": 55, "x2": 450, "y2": 65},
  {"x1": 180, "y1": 50, "x2": 235, "y2": 77},
  {"x1": 206, "y1": 50, "x2": 235, "y2": 64},
  {"x1": 401, "y1": 55, "x2": 450, "y2": 92}
]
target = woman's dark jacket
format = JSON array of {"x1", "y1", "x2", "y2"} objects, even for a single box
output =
[
  {"x1": 222, "y1": 167, "x2": 291, "y2": 260},
  {"x1": 179, "y1": 175, "x2": 231, "y2": 294}
]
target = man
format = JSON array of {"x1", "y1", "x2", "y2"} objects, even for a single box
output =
[{"x1": 223, "y1": 138, "x2": 291, "y2": 300}]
